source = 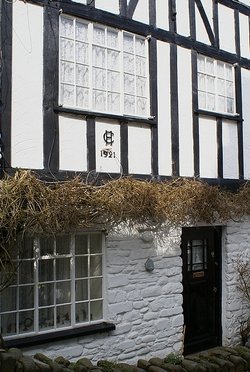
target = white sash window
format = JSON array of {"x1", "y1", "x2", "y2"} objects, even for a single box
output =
[
  {"x1": 197, "y1": 55, "x2": 236, "y2": 115},
  {"x1": 59, "y1": 16, "x2": 150, "y2": 118},
  {"x1": 0, "y1": 233, "x2": 103, "y2": 339}
]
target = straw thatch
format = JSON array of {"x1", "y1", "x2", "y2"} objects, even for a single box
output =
[{"x1": 0, "y1": 170, "x2": 248, "y2": 290}]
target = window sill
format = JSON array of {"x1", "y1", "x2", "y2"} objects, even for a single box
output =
[
  {"x1": 4, "y1": 322, "x2": 116, "y2": 349},
  {"x1": 195, "y1": 109, "x2": 242, "y2": 121},
  {"x1": 54, "y1": 106, "x2": 157, "y2": 125}
]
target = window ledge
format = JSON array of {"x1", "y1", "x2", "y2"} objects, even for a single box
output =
[
  {"x1": 195, "y1": 109, "x2": 242, "y2": 121},
  {"x1": 4, "y1": 322, "x2": 116, "y2": 349},
  {"x1": 54, "y1": 106, "x2": 157, "y2": 125}
]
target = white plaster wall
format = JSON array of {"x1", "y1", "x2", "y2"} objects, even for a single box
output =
[
  {"x1": 218, "y1": 5, "x2": 236, "y2": 54},
  {"x1": 156, "y1": 0, "x2": 169, "y2": 30},
  {"x1": 195, "y1": 0, "x2": 212, "y2": 45},
  {"x1": 22, "y1": 228, "x2": 184, "y2": 364},
  {"x1": 132, "y1": 0, "x2": 149, "y2": 25},
  {"x1": 59, "y1": 115, "x2": 87, "y2": 172},
  {"x1": 11, "y1": 1, "x2": 43, "y2": 169},
  {"x1": 176, "y1": 0, "x2": 190, "y2": 37},
  {"x1": 95, "y1": 0, "x2": 119, "y2": 15},
  {"x1": 239, "y1": 14, "x2": 250, "y2": 59},
  {"x1": 241, "y1": 68, "x2": 250, "y2": 180},
  {"x1": 178, "y1": 47, "x2": 194, "y2": 177},
  {"x1": 222, "y1": 217, "x2": 250, "y2": 346},
  {"x1": 128, "y1": 125, "x2": 151, "y2": 175},
  {"x1": 222, "y1": 120, "x2": 239, "y2": 179},
  {"x1": 157, "y1": 41, "x2": 172, "y2": 176},
  {"x1": 96, "y1": 120, "x2": 121, "y2": 174},
  {"x1": 199, "y1": 117, "x2": 218, "y2": 178}
]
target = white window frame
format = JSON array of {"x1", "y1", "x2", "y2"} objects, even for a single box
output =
[
  {"x1": 0, "y1": 233, "x2": 104, "y2": 340},
  {"x1": 197, "y1": 55, "x2": 236, "y2": 115},
  {"x1": 59, "y1": 15, "x2": 150, "y2": 118}
]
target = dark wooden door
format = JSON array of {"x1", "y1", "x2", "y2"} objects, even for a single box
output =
[{"x1": 181, "y1": 227, "x2": 221, "y2": 355}]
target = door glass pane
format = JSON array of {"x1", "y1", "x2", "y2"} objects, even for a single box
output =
[
  {"x1": 76, "y1": 256, "x2": 88, "y2": 278},
  {"x1": 19, "y1": 260, "x2": 34, "y2": 284},
  {"x1": 40, "y1": 237, "x2": 54, "y2": 256},
  {"x1": 0, "y1": 286, "x2": 16, "y2": 312},
  {"x1": 56, "y1": 235, "x2": 70, "y2": 255}
]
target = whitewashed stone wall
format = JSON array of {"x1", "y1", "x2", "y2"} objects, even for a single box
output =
[{"x1": 222, "y1": 216, "x2": 250, "y2": 346}]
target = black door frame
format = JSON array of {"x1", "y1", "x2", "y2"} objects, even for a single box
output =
[{"x1": 181, "y1": 226, "x2": 222, "y2": 355}]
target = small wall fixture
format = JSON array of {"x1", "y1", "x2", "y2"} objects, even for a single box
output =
[{"x1": 145, "y1": 258, "x2": 154, "y2": 272}]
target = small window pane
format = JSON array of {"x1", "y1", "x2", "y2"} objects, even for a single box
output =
[
  {"x1": 107, "y1": 50, "x2": 120, "y2": 70},
  {"x1": 60, "y1": 17, "x2": 74, "y2": 39},
  {"x1": 75, "y1": 235, "x2": 88, "y2": 255},
  {"x1": 136, "y1": 56, "x2": 146, "y2": 76},
  {"x1": 76, "y1": 42, "x2": 88, "y2": 64},
  {"x1": 56, "y1": 281, "x2": 71, "y2": 304},
  {"x1": 90, "y1": 256, "x2": 102, "y2": 277},
  {"x1": 61, "y1": 61, "x2": 74, "y2": 84},
  {"x1": 19, "y1": 310, "x2": 34, "y2": 333},
  {"x1": 76, "y1": 302, "x2": 88, "y2": 323},
  {"x1": 19, "y1": 286, "x2": 34, "y2": 309},
  {"x1": 56, "y1": 305, "x2": 71, "y2": 328},
  {"x1": 39, "y1": 283, "x2": 54, "y2": 307},
  {"x1": 135, "y1": 37, "x2": 145, "y2": 56},
  {"x1": 226, "y1": 81, "x2": 234, "y2": 98},
  {"x1": 225, "y1": 64, "x2": 233, "y2": 80},
  {"x1": 40, "y1": 237, "x2": 54, "y2": 256},
  {"x1": 227, "y1": 98, "x2": 234, "y2": 113},
  {"x1": 76, "y1": 22, "x2": 88, "y2": 42},
  {"x1": 1, "y1": 313, "x2": 16, "y2": 336},
  {"x1": 90, "y1": 300, "x2": 103, "y2": 321},
  {"x1": 137, "y1": 97, "x2": 147, "y2": 116},
  {"x1": 218, "y1": 96, "x2": 225, "y2": 112},
  {"x1": 198, "y1": 73, "x2": 206, "y2": 91},
  {"x1": 123, "y1": 53, "x2": 134, "y2": 74},
  {"x1": 39, "y1": 259, "x2": 54, "y2": 282},
  {"x1": 217, "y1": 78, "x2": 225, "y2": 95},
  {"x1": 76, "y1": 87, "x2": 89, "y2": 107},
  {"x1": 90, "y1": 234, "x2": 102, "y2": 254},
  {"x1": 197, "y1": 55, "x2": 205, "y2": 72},
  {"x1": 107, "y1": 30, "x2": 118, "y2": 48},
  {"x1": 107, "y1": 71, "x2": 120, "y2": 92},
  {"x1": 39, "y1": 307, "x2": 54, "y2": 330},
  {"x1": 198, "y1": 91, "x2": 206, "y2": 110},
  {"x1": 76, "y1": 279, "x2": 88, "y2": 301},
  {"x1": 124, "y1": 94, "x2": 135, "y2": 114},
  {"x1": 56, "y1": 258, "x2": 70, "y2": 280},
  {"x1": 61, "y1": 84, "x2": 75, "y2": 106},
  {"x1": 0, "y1": 286, "x2": 16, "y2": 312},
  {"x1": 93, "y1": 27, "x2": 105, "y2": 45},
  {"x1": 19, "y1": 260, "x2": 34, "y2": 284},
  {"x1": 217, "y1": 61, "x2": 224, "y2": 76},
  {"x1": 124, "y1": 74, "x2": 135, "y2": 94},
  {"x1": 206, "y1": 58, "x2": 214, "y2": 74},
  {"x1": 22, "y1": 237, "x2": 34, "y2": 259},
  {"x1": 60, "y1": 38, "x2": 74, "y2": 61},
  {"x1": 93, "y1": 68, "x2": 106, "y2": 90},
  {"x1": 108, "y1": 93, "x2": 120, "y2": 112},
  {"x1": 56, "y1": 235, "x2": 70, "y2": 255},
  {"x1": 93, "y1": 90, "x2": 106, "y2": 111},
  {"x1": 207, "y1": 93, "x2": 215, "y2": 111},
  {"x1": 136, "y1": 77, "x2": 147, "y2": 97},
  {"x1": 90, "y1": 278, "x2": 102, "y2": 299},
  {"x1": 76, "y1": 256, "x2": 88, "y2": 278},
  {"x1": 207, "y1": 76, "x2": 215, "y2": 93},
  {"x1": 123, "y1": 34, "x2": 134, "y2": 53},
  {"x1": 93, "y1": 46, "x2": 106, "y2": 68}
]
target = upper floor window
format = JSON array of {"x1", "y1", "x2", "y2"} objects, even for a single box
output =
[
  {"x1": 197, "y1": 55, "x2": 236, "y2": 115},
  {"x1": 0, "y1": 233, "x2": 103, "y2": 339},
  {"x1": 59, "y1": 16, "x2": 150, "y2": 118}
]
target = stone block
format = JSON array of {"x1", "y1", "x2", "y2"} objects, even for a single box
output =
[
  {"x1": 19, "y1": 356, "x2": 39, "y2": 371},
  {"x1": 0, "y1": 351, "x2": 17, "y2": 372},
  {"x1": 147, "y1": 366, "x2": 166, "y2": 372},
  {"x1": 181, "y1": 359, "x2": 207, "y2": 371},
  {"x1": 137, "y1": 359, "x2": 150, "y2": 370}
]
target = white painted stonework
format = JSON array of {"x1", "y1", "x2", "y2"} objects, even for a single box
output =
[{"x1": 21, "y1": 220, "x2": 250, "y2": 363}]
